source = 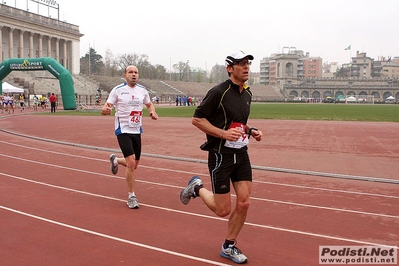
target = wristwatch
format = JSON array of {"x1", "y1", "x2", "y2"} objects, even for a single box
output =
[
  {"x1": 249, "y1": 127, "x2": 258, "y2": 136},
  {"x1": 247, "y1": 127, "x2": 258, "y2": 136}
]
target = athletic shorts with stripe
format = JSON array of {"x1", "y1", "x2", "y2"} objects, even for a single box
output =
[{"x1": 207, "y1": 151, "x2": 252, "y2": 194}]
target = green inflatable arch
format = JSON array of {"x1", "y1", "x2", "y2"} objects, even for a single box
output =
[{"x1": 0, "y1": 57, "x2": 76, "y2": 110}]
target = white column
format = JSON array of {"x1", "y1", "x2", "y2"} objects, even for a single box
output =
[
  {"x1": 29, "y1": 32, "x2": 34, "y2": 58},
  {"x1": 9, "y1": 28, "x2": 14, "y2": 58},
  {"x1": 63, "y1": 40, "x2": 67, "y2": 67},
  {"x1": 38, "y1": 34, "x2": 43, "y2": 57},
  {"x1": 47, "y1": 36, "x2": 51, "y2": 57},
  {"x1": 55, "y1": 37, "x2": 59, "y2": 61},
  {"x1": 0, "y1": 26, "x2": 3, "y2": 62},
  {"x1": 19, "y1": 30, "x2": 24, "y2": 58}
]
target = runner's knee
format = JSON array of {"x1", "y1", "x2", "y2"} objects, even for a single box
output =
[
  {"x1": 215, "y1": 206, "x2": 231, "y2": 217},
  {"x1": 236, "y1": 198, "x2": 250, "y2": 213}
]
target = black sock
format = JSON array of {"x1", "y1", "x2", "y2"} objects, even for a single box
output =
[
  {"x1": 194, "y1": 184, "x2": 203, "y2": 197},
  {"x1": 223, "y1": 239, "x2": 235, "y2": 248}
]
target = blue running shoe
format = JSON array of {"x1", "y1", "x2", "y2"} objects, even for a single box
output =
[{"x1": 179, "y1": 176, "x2": 202, "y2": 205}]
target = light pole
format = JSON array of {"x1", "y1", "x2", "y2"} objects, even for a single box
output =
[
  {"x1": 88, "y1": 44, "x2": 91, "y2": 76},
  {"x1": 30, "y1": 0, "x2": 59, "y2": 20}
]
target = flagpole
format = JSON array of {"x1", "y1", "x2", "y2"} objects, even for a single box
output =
[
  {"x1": 345, "y1": 44, "x2": 352, "y2": 78},
  {"x1": 349, "y1": 48, "x2": 351, "y2": 63},
  {"x1": 349, "y1": 48, "x2": 351, "y2": 78}
]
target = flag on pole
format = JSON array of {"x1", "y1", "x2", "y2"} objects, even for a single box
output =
[{"x1": 344, "y1": 45, "x2": 351, "y2": 50}]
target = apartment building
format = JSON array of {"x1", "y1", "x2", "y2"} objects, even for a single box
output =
[{"x1": 259, "y1": 49, "x2": 322, "y2": 86}]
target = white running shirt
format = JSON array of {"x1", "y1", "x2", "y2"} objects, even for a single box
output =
[{"x1": 107, "y1": 82, "x2": 151, "y2": 135}]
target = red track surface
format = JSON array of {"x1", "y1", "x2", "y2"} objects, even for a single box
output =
[{"x1": 1, "y1": 109, "x2": 398, "y2": 265}]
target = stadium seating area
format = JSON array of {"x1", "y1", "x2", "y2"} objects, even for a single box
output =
[
  {"x1": 91, "y1": 76, "x2": 284, "y2": 99},
  {"x1": 3, "y1": 71, "x2": 100, "y2": 96},
  {"x1": 248, "y1": 84, "x2": 286, "y2": 100},
  {"x1": 2, "y1": 72, "x2": 285, "y2": 106}
]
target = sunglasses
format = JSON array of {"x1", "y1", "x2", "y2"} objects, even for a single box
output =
[{"x1": 234, "y1": 61, "x2": 252, "y2": 66}]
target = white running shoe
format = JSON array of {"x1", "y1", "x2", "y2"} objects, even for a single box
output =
[
  {"x1": 127, "y1": 196, "x2": 139, "y2": 209},
  {"x1": 220, "y1": 243, "x2": 248, "y2": 264}
]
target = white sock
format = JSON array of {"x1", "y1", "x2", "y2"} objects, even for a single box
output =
[
  {"x1": 114, "y1": 158, "x2": 118, "y2": 165},
  {"x1": 128, "y1": 192, "x2": 136, "y2": 198}
]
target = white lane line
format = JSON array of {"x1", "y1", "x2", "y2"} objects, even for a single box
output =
[
  {"x1": 251, "y1": 196, "x2": 399, "y2": 219},
  {"x1": 3, "y1": 135, "x2": 399, "y2": 185},
  {"x1": 1, "y1": 140, "x2": 397, "y2": 199},
  {"x1": 255, "y1": 180, "x2": 399, "y2": 199},
  {"x1": 0, "y1": 172, "x2": 398, "y2": 249},
  {"x1": 0, "y1": 206, "x2": 231, "y2": 266},
  {"x1": 0, "y1": 153, "x2": 398, "y2": 219},
  {"x1": 0, "y1": 140, "x2": 107, "y2": 162}
]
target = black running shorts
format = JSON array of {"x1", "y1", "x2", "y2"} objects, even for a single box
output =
[
  {"x1": 116, "y1": 133, "x2": 142, "y2": 160},
  {"x1": 207, "y1": 151, "x2": 252, "y2": 194}
]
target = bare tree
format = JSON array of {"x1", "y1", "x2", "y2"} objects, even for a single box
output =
[
  {"x1": 112, "y1": 53, "x2": 167, "y2": 79},
  {"x1": 153, "y1": 64, "x2": 168, "y2": 80},
  {"x1": 103, "y1": 48, "x2": 120, "y2": 77},
  {"x1": 209, "y1": 64, "x2": 227, "y2": 83},
  {"x1": 80, "y1": 48, "x2": 230, "y2": 84},
  {"x1": 173, "y1": 61, "x2": 190, "y2": 81},
  {"x1": 116, "y1": 53, "x2": 140, "y2": 71}
]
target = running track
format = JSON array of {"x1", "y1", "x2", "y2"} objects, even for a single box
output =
[{"x1": 1, "y1": 109, "x2": 398, "y2": 265}]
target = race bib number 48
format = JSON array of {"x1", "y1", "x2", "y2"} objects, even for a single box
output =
[{"x1": 128, "y1": 111, "x2": 142, "y2": 132}]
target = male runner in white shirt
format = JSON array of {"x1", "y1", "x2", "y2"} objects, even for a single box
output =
[{"x1": 101, "y1": 65, "x2": 158, "y2": 209}]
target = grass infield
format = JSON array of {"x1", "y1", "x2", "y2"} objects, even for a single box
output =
[{"x1": 45, "y1": 103, "x2": 399, "y2": 122}]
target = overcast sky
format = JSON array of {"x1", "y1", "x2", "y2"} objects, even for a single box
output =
[{"x1": 21, "y1": 0, "x2": 399, "y2": 72}]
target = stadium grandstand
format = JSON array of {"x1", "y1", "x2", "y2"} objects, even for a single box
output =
[
  {"x1": 1, "y1": 68, "x2": 285, "y2": 107},
  {"x1": 90, "y1": 76, "x2": 285, "y2": 103}
]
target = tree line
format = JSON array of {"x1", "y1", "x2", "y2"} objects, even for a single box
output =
[{"x1": 79, "y1": 47, "x2": 256, "y2": 84}]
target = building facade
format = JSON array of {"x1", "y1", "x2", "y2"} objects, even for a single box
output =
[
  {"x1": 260, "y1": 48, "x2": 399, "y2": 101},
  {"x1": 285, "y1": 77, "x2": 399, "y2": 101},
  {"x1": 381, "y1": 57, "x2": 399, "y2": 78},
  {"x1": 0, "y1": 4, "x2": 83, "y2": 74},
  {"x1": 260, "y1": 49, "x2": 322, "y2": 86}
]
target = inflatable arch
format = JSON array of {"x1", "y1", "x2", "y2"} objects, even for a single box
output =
[{"x1": 0, "y1": 57, "x2": 76, "y2": 110}]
